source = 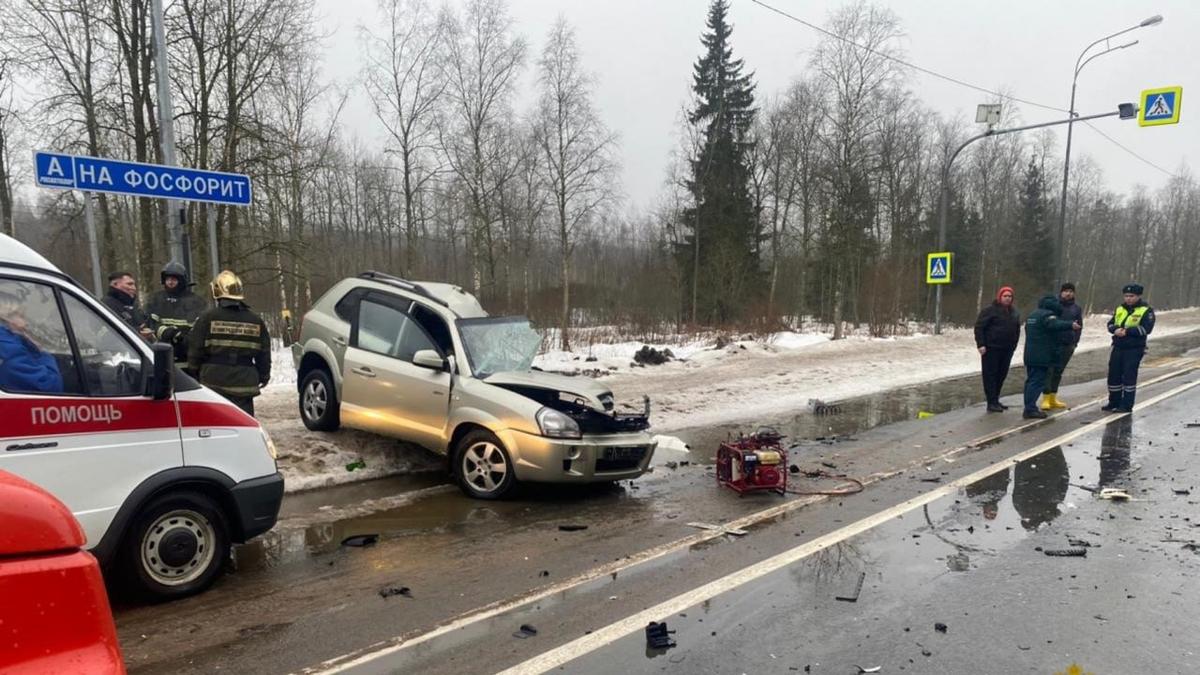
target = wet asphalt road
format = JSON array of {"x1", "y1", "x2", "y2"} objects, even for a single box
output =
[{"x1": 112, "y1": 343, "x2": 1200, "y2": 674}]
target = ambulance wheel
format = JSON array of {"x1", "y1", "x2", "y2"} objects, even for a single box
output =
[
  {"x1": 453, "y1": 430, "x2": 517, "y2": 500},
  {"x1": 120, "y1": 491, "x2": 230, "y2": 601},
  {"x1": 300, "y1": 367, "x2": 340, "y2": 431}
]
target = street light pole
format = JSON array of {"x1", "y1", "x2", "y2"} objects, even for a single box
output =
[
  {"x1": 935, "y1": 106, "x2": 1134, "y2": 335},
  {"x1": 1055, "y1": 14, "x2": 1163, "y2": 288}
]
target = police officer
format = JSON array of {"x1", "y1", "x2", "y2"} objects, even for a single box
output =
[
  {"x1": 1103, "y1": 283, "x2": 1155, "y2": 413},
  {"x1": 101, "y1": 271, "x2": 151, "y2": 338},
  {"x1": 146, "y1": 261, "x2": 209, "y2": 363},
  {"x1": 188, "y1": 270, "x2": 271, "y2": 416}
]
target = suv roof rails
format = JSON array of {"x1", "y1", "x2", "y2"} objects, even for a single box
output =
[{"x1": 358, "y1": 270, "x2": 450, "y2": 308}]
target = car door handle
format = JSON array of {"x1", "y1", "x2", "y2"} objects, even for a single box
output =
[
  {"x1": 352, "y1": 366, "x2": 376, "y2": 378},
  {"x1": 333, "y1": 335, "x2": 347, "y2": 346},
  {"x1": 6, "y1": 441, "x2": 58, "y2": 452}
]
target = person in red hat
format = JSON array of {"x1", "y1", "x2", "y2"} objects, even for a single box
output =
[{"x1": 974, "y1": 286, "x2": 1021, "y2": 412}]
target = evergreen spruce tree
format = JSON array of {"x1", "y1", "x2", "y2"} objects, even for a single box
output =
[
  {"x1": 678, "y1": 0, "x2": 760, "y2": 324},
  {"x1": 1015, "y1": 155, "x2": 1055, "y2": 292}
]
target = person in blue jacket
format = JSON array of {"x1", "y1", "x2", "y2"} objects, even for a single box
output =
[{"x1": 0, "y1": 308, "x2": 64, "y2": 393}]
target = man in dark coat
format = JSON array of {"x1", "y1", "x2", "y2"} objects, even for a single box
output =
[
  {"x1": 100, "y1": 271, "x2": 150, "y2": 338},
  {"x1": 188, "y1": 270, "x2": 271, "y2": 416},
  {"x1": 1102, "y1": 283, "x2": 1155, "y2": 413},
  {"x1": 1022, "y1": 295, "x2": 1080, "y2": 419},
  {"x1": 146, "y1": 261, "x2": 209, "y2": 364},
  {"x1": 974, "y1": 286, "x2": 1021, "y2": 413},
  {"x1": 1041, "y1": 282, "x2": 1083, "y2": 410}
]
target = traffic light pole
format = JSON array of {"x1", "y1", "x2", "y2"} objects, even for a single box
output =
[{"x1": 933, "y1": 106, "x2": 1130, "y2": 335}]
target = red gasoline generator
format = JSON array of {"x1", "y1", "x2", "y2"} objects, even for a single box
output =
[{"x1": 716, "y1": 430, "x2": 788, "y2": 495}]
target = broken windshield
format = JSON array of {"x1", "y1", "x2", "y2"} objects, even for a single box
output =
[{"x1": 456, "y1": 316, "x2": 542, "y2": 377}]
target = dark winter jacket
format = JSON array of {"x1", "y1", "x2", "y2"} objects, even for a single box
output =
[
  {"x1": 974, "y1": 303, "x2": 1022, "y2": 351},
  {"x1": 188, "y1": 299, "x2": 271, "y2": 398},
  {"x1": 146, "y1": 286, "x2": 209, "y2": 362},
  {"x1": 1023, "y1": 296, "x2": 1077, "y2": 369},
  {"x1": 1056, "y1": 298, "x2": 1083, "y2": 346},
  {"x1": 0, "y1": 323, "x2": 63, "y2": 393},
  {"x1": 1107, "y1": 300, "x2": 1155, "y2": 351},
  {"x1": 101, "y1": 287, "x2": 147, "y2": 331}
]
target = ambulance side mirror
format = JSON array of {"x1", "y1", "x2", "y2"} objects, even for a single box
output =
[{"x1": 147, "y1": 342, "x2": 175, "y2": 400}]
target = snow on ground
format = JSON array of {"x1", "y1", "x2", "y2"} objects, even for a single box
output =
[{"x1": 257, "y1": 308, "x2": 1200, "y2": 490}]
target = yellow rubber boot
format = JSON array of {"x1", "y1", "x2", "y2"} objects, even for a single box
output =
[
  {"x1": 1039, "y1": 394, "x2": 1054, "y2": 411},
  {"x1": 1048, "y1": 393, "x2": 1068, "y2": 409}
]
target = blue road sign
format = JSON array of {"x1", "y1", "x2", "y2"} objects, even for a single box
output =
[
  {"x1": 1138, "y1": 86, "x2": 1182, "y2": 127},
  {"x1": 926, "y1": 251, "x2": 952, "y2": 285},
  {"x1": 33, "y1": 151, "x2": 252, "y2": 206}
]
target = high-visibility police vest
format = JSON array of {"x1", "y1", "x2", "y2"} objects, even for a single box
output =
[{"x1": 1113, "y1": 305, "x2": 1149, "y2": 329}]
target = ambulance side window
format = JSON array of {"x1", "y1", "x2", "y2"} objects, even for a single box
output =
[
  {"x1": 61, "y1": 294, "x2": 144, "y2": 397},
  {"x1": 0, "y1": 278, "x2": 80, "y2": 395}
]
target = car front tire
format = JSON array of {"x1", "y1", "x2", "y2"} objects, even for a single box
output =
[
  {"x1": 299, "y1": 367, "x2": 340, "y2": 431},
  {"x1": 119, "y1": 491, "x2": 230, "y2": 602},
  {"x1": 454, "y1": 430, "x2": 517, "y2": 500}
]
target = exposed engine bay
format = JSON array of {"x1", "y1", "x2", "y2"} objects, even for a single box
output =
[{"x1": 493, "y1": 384, "x2": 651, "y2": 434}]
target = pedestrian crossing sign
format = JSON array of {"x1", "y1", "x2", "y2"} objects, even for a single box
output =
[
  {"x1": 926, "y1": 252, "x2": 952, "y2": 285},
  {"x1": 1138, "y1": 86, "x2": 1182, "y2": 127}
]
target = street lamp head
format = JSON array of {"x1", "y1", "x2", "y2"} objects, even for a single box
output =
[{"x1": 1140, "y1": 14, "x2": 1164, "y2": 28}]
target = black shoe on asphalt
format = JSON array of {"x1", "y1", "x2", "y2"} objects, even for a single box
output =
[
  {"x1": 1101, "y1": 403, "x2": 1118, "y2": 412},
  {"x1": 1023, "y1": 409, "x2": 1048, "y2": 419},
  {"x1": 1112, "y1": 407, "x2": 1133, "y2": 413},
  {"x1": 999, "y1": 403, "x2": 1010, "y2": 409},
  {"x1": 986, "y1": 403, "x2": 1005, "y2": 413}
]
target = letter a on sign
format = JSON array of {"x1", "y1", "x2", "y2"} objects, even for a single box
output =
[{"x1": 926, "y1": 252, "x2": 952, "y2": 285}]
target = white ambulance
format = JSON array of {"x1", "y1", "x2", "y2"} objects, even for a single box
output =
[{"x1": 0, "y1": 234, "x2": 283, "y2": 600}]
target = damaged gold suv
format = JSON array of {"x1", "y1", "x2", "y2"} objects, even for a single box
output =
[{"x1": 291, "y1": 272, "x2": 657, "y2": 498}]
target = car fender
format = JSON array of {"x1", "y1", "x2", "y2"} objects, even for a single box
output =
[
  {"x1": 298, "y1": 337, "x2": 343, "y2": 395},
  {"x1": 89, "y1": 466, "x2": 238, "y2": 568}
]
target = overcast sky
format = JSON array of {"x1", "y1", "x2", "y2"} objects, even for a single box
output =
[{"x1": 317, "y1": 0, "x2": 1195, "y2": 210}]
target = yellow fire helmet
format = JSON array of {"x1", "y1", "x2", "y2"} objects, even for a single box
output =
[{"x1": 211, "y1": 269, "x2": 245, "y2": 301}]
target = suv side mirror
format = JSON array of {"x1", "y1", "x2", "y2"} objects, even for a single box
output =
[
  {"x1": 412, "y1": 349, "x2": 447, "y2": 371},
  {"x1": 147, "y1": 342, "x2": 175, "y2": 400}
]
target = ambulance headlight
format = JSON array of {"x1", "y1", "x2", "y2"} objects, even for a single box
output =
[{"x1": 260, "y1": 427, "x2": 278, "y2": 460}]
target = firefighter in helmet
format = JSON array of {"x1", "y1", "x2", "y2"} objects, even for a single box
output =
[
  {"x1": 188, "y1": 270, "x2": 271, "y2": 416},
  {"x1": 146, "y1": 261, "x2": 209, "y2": 363}
]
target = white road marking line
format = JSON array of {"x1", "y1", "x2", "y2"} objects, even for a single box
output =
[
  {"x1": 496, "y1": 377, "x2": 1200, "y2": 675},
  {"x1": 304, "y1": 364, "x2": 1197, "y2": 674}
]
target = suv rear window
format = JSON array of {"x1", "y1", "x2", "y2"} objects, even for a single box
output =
[{"x1": 334, "y1": 288, "x2": 369, "y2": 322}]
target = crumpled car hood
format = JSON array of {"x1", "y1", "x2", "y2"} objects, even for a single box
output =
[{"x1": 484, "y1": 371, "x2": 613, "y2": 411}]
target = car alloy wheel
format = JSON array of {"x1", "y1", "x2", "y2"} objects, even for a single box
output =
[
  {"x1": 303, "y1": 378, "x2": 327, "y2": 422},
  {"x1": 461, "y1": 441, "x2": 509, "y2": 495}
]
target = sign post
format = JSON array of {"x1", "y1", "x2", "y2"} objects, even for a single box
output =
[
  {"x1": 33, "y1": 150, "x2": 252, "y2": 294},
  {"x1": 83, "y1": 194, "x2": 101, "y2": 296},
  {"x1": 927, "y1": 251, "x2": 952, "y2": 336}
]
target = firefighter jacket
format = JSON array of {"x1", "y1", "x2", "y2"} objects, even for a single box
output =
[
  {"x1": 1107, "y1": 301, "x2": 1155, "y2": 351},
  {"x1": 146, "y1": 287, "x2": 209, "y2": 362},
  {"x1": 187, "y1": 299, "x2": 271, "y2": 398}
]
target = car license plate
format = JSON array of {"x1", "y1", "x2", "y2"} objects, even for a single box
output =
[{"x1": 603, "y1": 446, "x2": 645, "y2": 462}]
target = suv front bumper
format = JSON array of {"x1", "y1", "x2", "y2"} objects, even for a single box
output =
[{"x1": 502, "y1": 430, "x2": 657, "y2": 482}]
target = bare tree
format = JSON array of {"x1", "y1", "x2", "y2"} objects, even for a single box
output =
[
  {"x1": 363, "y1": 0, "x2": 448, "y2": 275},
  {"x1": 441, "y1": 0, "x2": 526, "y2": 297},
  {"x1": 0, "y1": 52, "x2": 15, "y2": 237},
  {"x1": 533, "y1": 17, "x2": 617, "y2": 351}
]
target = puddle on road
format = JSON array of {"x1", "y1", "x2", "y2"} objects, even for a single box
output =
[{"x1": 673, "y1": 333, "x2": 1200, "y2": 459}]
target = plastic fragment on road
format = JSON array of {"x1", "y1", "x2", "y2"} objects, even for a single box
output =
[
  {"x1": 558, "y1": 524, "x2": 589, "y2": 532},
  {"x1": 512, "y1": 624, "x2": 538, "y2": 639},
  {"x1": 918, "y1": 410, "x2": 935, "y2": 419},
  {"x1": 934, "y1": 622, "x2": 948, "y2": 633},
  {"x1": 687, "y1": 521, "x2": 748, "y2": 536},
  {"x1": 345, "y1": 459, "x2": 367, "y2": 472},
  {"x1": 854, "y1": 666, "x2": 882, "y2": 674},
  {"x1": 835, "y1": 571, "x2": 866, "y2": 602},
  {"x1": 1097, "y1": 488, "x2": 1131, "y2": 501},
  {"x1": 1172, "y1": 488, "x2": 1191, "y2": 495},
  {"x1": 341, "y1": 534, "x2": 379, "y2": 547},
  {"x1": 378, "y1": 586, "x2": 411, "y2": 599},
  {"x1": 1043, "y1": 548, "x2": 1087, "y2": 557},
  {"x1": 645, "y1": 621, "x2": 677, "y2": 649}
]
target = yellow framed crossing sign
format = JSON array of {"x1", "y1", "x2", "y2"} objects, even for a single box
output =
[
  {"x1": 926, "y1": 252, "x2": 952, "y2": 285},
  {"x1": 1139, "y1": 86, "x2": 1182, "y2": 127}
]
